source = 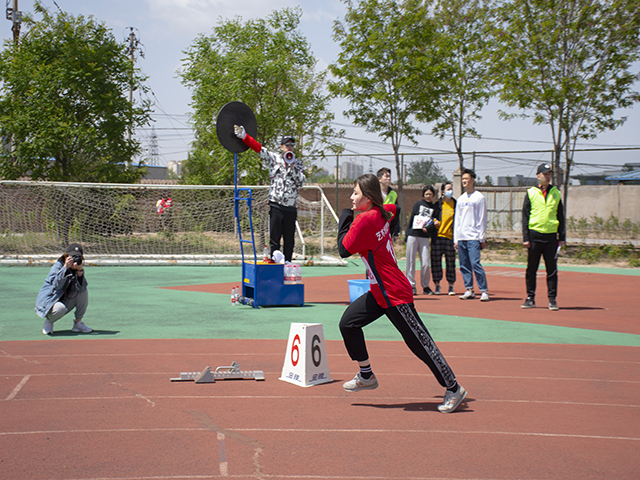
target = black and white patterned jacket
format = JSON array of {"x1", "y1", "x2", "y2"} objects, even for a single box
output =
[{"x1": 259, "y1": 148, "x2": 306, "y2": 208}]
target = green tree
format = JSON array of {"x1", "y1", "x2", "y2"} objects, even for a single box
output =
[
  {"x1": 481, "y1": 175, "x2": 494, "y2": 186},
  {"x1": 406, "y1": 157, "x2": 449, "y2": 185},
  {"x1": 489, "y1": 0, "x2": 640, "y2": 209},
  {"x1": 329, "y1": 0, "x2": 443, "y2": 227},
  {"x1": 423, "y1": 0, "x2": 494, "y2": 184},
  {"x1": 179, "y1": 8, "x2": 338, "y2": 185},
  {"x1": 0, "y1": 1, "x2": 150, "y2": 182}
]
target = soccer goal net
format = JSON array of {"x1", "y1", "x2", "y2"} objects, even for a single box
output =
[{"x1": 0, "y1": 181, "x2": 344, "y2": 265}]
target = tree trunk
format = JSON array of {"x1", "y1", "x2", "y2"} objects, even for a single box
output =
[{"x1": 394, "y1": 149, "x2": 405, "y2": 233}]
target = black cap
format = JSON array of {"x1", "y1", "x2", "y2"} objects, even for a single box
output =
[
  {"x1": 280, "y1": 135, "x2": 295, "y2": 145},
  {"x1": 537, "y1": 163, "x2": 552, "y2": 174},
  {"x1": 65, "y1": 243, "x2": 83, "y2": 256}
]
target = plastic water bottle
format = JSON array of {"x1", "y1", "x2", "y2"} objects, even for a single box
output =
[
  {"x1": 263, "y1": 245, "x2": 269, "y2": 263},
  {"x1": 234, "y1": 286, "x2": 240, "y2": 305},
  {"x1": 231, "y1": 286, "x2": 237, "y2": 305},
  {"x1": 293, "y1": 264, "x2": 302, "y2": 284},
  {"x1": 284, "y1": 263, "x2": 293, "y2": 284}
]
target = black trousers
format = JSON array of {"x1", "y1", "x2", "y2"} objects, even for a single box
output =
[
  {"x1": 269, "y1": 205, "x2": 297, "y2": 262},
  {"x1": 339, "y1": 291, "x2": 457, "y2": 389},
  {"x1": 526, "y1": 235, "x2": 558, "y2": 300},
  {"x1": 430, "y1": 236, "x2": 456, "y2": 285}
]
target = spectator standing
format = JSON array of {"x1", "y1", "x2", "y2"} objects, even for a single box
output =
[
  {"x1": 431, "y1": 182, "x2": 457, "y2": 295},
  {"x1": 405, "y1": 185, "x2": 440, "y2": 295},
  {"x1": 454, "y1": 169, "x2": 490, "y2": 301},
  {"x1": 521, "y1": 163, "x2": 566, "y2": 310},
  {"x1": 377, "y1": 167, "x2": 401, "y2": 239}
]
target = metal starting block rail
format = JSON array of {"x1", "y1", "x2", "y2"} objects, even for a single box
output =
[{"x1": 170, "y1": 362, "x2": 265, "y2": 383}]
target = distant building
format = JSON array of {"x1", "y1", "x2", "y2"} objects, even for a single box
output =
[
  {"x1": 498, "y1": 175, "x2": 535, "y2": 187},
  {"x1": 338, "y1": 161, "x2": 363, "y2": 181},
  {"x1": 135, "y1": 163, "x2": 167, "y2": 180},
  {"x1": 571, "y1": 162, "x2": 640, "y2": 185},
  {"x1": 167, "y1": 160, "x2": 182, "y2": 178}
]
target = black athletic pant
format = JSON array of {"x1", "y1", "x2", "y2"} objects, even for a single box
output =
[
  {"x1": 339, "y1": 291, "x2": 457, "y2": 389},
  {"x1": 526, "y1": 233, "x2": 558, "y2": 300},
  {"x1": 269, "y1": 204, "x2": 297, "y2": 262}
]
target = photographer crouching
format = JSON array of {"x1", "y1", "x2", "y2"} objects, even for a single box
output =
[
  {"x1": 36, "y1": 243, "x2": 92, "y2": 335},
  {"x1": 234, "y1": 126, "x2": 306, "y2": 262}
]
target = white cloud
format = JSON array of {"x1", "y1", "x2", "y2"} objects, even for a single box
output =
[{"x1": 145, "y1": 0, "x2": 296, "y2": 34}]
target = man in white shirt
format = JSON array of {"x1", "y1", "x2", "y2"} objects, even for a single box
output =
[{"x1": 454, "y1": 168, "x2": 489, "y2": 301}]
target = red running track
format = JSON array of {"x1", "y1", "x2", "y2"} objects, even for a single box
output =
[{"x1": 1, "y1": 338, "x2": 639, "y2": 479}]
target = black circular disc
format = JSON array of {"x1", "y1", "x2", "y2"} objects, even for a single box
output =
[{"x1": 216, "y1": 101, "x2": 258, "y2": 154}]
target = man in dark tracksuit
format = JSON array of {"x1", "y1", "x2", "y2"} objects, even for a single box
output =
[{"x1": 521, "y1": 163, "x2": 566, "y2": 311}]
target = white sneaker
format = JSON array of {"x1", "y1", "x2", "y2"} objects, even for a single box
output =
[
  {"x1": 448, "y1": 285, "x2": 455, "y2": 296},
  {"x1": 459, "y1": 290, "x2": 475, "y2": 300},
  {"x1": 480, "y1": 292, "x2": 490, "y2": 302},
  {"x1": 42, "y1": 319, "x2": 54, "y2": 336},
  {"x1": 343, "y1": 373, "x2": 378, "y2": 392},
  {"x1": 71, "y1": 321, "x2": 93, "y2": 333},
  {"x1": 438, "y1": 385, "x2": 467, "y2": 413}
]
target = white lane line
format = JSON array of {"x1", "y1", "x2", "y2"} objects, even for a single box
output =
[
  {"x1": 233, "y1": 428, "x2": 640, "y2": 442},
  {"x1": 446, "y1": 356, "x2": 640, "y2": 365},
  {"x1": 2, "y1": 371, "x2": 638, "y2": 383},
  {"x1": 3, "y1": 395, "x2": 639, "y2": 408},
  {"x1": 0, "y1": 426, "x2": 637, "y2": 442},
  {"x1": 29, "y1": 474, "x2": 560, "y2": 480},
  {"x1": 4, "y1": 375, "x2": 30, "y2": 401},
  {"x1": 462, "y1": 374, "x2": 640, "y2": 383},
  {"x1": 217, "y1": 432, "x2": 228, "y2": 477},
  {"x1": 5, "y1": 353, "x2": 639, "y2": 366}
]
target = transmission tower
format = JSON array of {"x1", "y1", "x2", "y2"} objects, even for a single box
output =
[
  {"x1": 124, "y1": 27, "x2": 144, "y2": 144},
  {"x1": 148, "y1": 127, "x2": 159, "y2": 166}
]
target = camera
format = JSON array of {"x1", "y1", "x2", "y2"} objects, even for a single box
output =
[
  {"x1": 71, "y1": 254, "x2": 83, "y2": 265},
  {"x1": 283, "y1": 151, "x2": 295, "y2": 164}
]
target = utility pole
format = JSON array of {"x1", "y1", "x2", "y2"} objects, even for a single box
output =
[
  {"x1": 335, "y1": 154, "x2": 340, "y2": 212},
  {"x1": 6, "y1": 0, "x2": 22, "y2": 44}
]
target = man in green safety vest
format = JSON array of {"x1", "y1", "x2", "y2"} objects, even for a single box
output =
[
  {"x1": 377, "y1": 167, "x2": 401, "y2": 240},
  {"x1": 521, "y1": 163, "x2": 566, "y2": 311}
]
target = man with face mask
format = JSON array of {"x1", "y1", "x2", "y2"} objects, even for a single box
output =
[
  {"x1": 431, "y1": 182, "x2": 457, "y2": 295},
  {"x1": 234, "y1": 125, "x2": 306, "y2": 262}
]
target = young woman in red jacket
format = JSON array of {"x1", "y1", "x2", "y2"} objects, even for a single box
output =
[{"x1": 337, "y1": 174, "x2": 467, "y2": 413}]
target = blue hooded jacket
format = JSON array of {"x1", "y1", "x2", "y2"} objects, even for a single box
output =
[{"x1": 35, "y1": 259, "x2": 88, "y2": 318}]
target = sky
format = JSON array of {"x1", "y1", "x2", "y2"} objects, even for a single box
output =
[{"x1": 3, "y1": 0, "x2": 640, "y2": 183}]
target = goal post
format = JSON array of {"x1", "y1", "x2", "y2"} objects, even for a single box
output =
[{"x1": 0, "y1": 181, "x2": 344, "y2": 266}]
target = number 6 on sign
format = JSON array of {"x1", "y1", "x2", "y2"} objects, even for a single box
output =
[
  {"x1": 280, "y1": 323, "x2": 332, "y2": 387},
  {"x1": 291, "y1": 334, "x2": 300, "y2": 366}
]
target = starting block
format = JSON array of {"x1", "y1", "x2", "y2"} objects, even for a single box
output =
[{"x1": 170, "y1": 362, "x2": 265, "y2": 383}]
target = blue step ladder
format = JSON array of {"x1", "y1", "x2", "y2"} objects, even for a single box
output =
[{"x1": 233, "y1": 153, "x2": 304, "y2": 308}]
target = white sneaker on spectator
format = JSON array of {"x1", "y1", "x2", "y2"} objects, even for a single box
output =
[
  {"x1": 459, "y1": 290, "x2": 475, "y2": 300},
  {"x1": 480, "y1": 292, "x2": 490, "y2": 302},
  {"x1": 42, "y1": 319, "x2": 54, "y2": 336},
  {"x1": 71, "y1": 321, "x2": 93, "y2": 333}
]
